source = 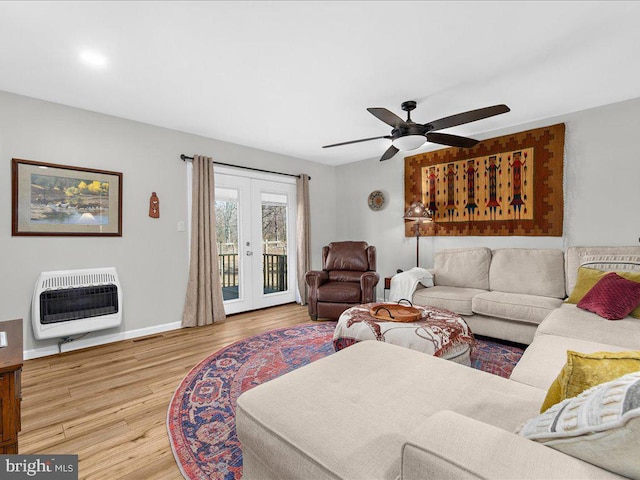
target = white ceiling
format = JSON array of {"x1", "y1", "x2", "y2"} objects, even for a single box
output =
[{"x1": 1, "y1": 1, "x2": 640, "y2": 166}]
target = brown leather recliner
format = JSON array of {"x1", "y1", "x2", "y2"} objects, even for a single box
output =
[{"x1": 305, "y1": 241, "x2": 380, "y2": 320}]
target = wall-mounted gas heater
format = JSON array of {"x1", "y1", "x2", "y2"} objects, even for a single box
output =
[{"x1": 32, "y1": 267, "x2": 122, "y2": 340}]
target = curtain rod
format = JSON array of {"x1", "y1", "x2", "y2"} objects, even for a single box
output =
[{"x1": 180, "y1": 154, "x2": 310, "y2": 180}]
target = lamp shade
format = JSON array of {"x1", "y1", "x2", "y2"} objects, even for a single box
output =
[
  {"x1": 392, "y1": 134, "x2": 427, "y2": 151},
  {"x1": 404, "y1": 201, "x2": 432, "y2": 222}
]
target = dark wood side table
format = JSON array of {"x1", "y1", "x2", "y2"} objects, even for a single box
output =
[{"x1": 0, "y1": 319, "x2": 23, "y2": 454}]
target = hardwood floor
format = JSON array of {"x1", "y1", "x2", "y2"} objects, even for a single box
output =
[{"x1": 20, "y1": 303, "x2": 313, "y2": 479}]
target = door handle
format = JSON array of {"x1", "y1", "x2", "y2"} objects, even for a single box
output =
[{"x1": 246, "y1": 251, "x2": 253, "y2": 256}]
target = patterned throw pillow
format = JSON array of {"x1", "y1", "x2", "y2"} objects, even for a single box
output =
[
  {"x1": 577, "y1": 272, "x2": 640, "y2": 320},
  {"x1": 517, "y1": 371, "x2": 640, "y2": 479},
  {"x1": 567, "y1": 267, "x2": 640, "y2": 318},
  {"x1": 580, "y1": 254, "x2": 640, "y2": 273},
  {"x1": 540, "y1": 350, "x2": 640, "y2": 412}
]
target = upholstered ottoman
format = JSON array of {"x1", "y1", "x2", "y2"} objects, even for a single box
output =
[{"x1": 333, "y1": 303, "x2": 475, "y2": 365}]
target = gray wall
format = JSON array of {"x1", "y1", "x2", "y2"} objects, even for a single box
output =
[
  {"x1": 335, "y1": 97, "x2": 640, "y2": 298},
  {"x1": 0, "y1": 91, "x2": 337, "y2": 354},
  {"x1": 4, "y1": 89, "x2": 639, "y2": 355}
]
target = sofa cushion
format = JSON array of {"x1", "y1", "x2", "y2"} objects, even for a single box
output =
[
  {"x1": 517, "y1": 371, "x2": 640, "y2": 480},
  {"x1": 472, "y1": 291, "x2": 562, "y2": 325},
  {"x1": 236, "y1": 341, "x2": 546, "y2": 480},
  {"x1": 402, "y1": 411, "x2": 622, "y2": 480},
  {"x1": 324, "y1": 241, "x2": 369, "y2": 271},
  {"x1": 537, "y1": 304, "x2": 640, "y2": 350},
  {"x1": 577, "y1": 272, "x2": 640, "y2": 320},
  {"x1": 433, "y1": 247, "x2": 491, "y2": 290},
  {"x1": 489, "y1": 248, "x2": 565, "y2": 299},
  {"x1": 412, "y1": 286, "x2": 487, "y2": 316},
  {"x1": 541, "y1": 350, "x2": 640, "y2": 412},
  {"x1": 328, "y1": 270, "x2": 367, "y2": 282},
  {"x1": 565, "y1": 246, "x2": 640, "y2": 296},
  {"x1": 317, "y1": 282, "x2": 361, "y2": 303},
  {"x1": 510, "y1": 334, "x2": 632, "y2": 391},
  {"x1": 464, "y1": 314, "x2": 538, "y2": 346}
]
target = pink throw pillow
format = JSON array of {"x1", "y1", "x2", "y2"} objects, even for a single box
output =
[{"x1": 577, "y1": 272, "x2": 640, "y2": 320}]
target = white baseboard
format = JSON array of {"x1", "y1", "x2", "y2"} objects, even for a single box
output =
[{"x1": 24, "y1": 321, "x2": 183, "y2": 360}]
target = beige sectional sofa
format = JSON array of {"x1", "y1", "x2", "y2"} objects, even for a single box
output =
[
  {"x1": 412, "y1": 247, "x2": 567, "y2": 345},
  {"x1": 236, "y1": 246, "x2": 640, "y2": 480}
]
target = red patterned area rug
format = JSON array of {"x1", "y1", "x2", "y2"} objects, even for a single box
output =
[{"x1": 167, "y1": 322, "x2": 524, "y2": 480}]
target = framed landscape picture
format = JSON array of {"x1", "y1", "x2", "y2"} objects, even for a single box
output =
[{"x1": 12, "y1": 158, "x2": 122, "y2": 236}]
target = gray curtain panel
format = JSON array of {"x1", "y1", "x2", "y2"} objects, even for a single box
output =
[
  {"x1": 296, "y1": 174, "x2": 311, "y2": 305},
  {"x1": 182, "y1": 155, "x2": 226, "y2": 327}
]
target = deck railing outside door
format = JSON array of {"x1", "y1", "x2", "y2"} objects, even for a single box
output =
[
  {"x1": 218, "y1": 253, "x2": 287, "y2": 294},
  {"x1": 218, "y1": 253, "x2": 238, "y2": 291}
]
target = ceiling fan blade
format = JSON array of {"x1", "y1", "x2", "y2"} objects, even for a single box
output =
[
  {"x1": 323, "y1": 135, "x2": 391, "y2": 148},
  {"x1": 426, "y1": 104, "x2": 510, "y2": 131},
  {"x1": 367, "y1": 108, "x2": 407, "y2": 128},
  {"x1": 426, "y1": 132, "x2": 479, "y2": 149},
  {"x1": 380, "y1": 145, "x2": 399, "y2": 161}
]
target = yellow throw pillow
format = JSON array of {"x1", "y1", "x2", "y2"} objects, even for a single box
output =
[
  {"x1": 566, "y1": 267, "x2": 606, "y2": 303},
  {"x1": 566, "y1": 266, "x2": 640, "y2": 318},
  {"x1": 540, "y1": 350, "x2": 640, "y2": 412}
]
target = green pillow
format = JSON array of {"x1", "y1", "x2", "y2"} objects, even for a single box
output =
[
  {"x1": 566, "y1": 266, "x2": 640, "y2": 318},
  {"x1": 541, "y1": 350, "x2": 640, "y2": 412}
]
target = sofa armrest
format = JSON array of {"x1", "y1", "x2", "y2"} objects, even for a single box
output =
[
  {"x1": 360, "y1": 271, "x2": 380, "y2": 303},
  {"x1": 305, "y1": 270, "x2": 329, "y2": 289},
  {"x1": 305, "y1": 271, "x2": 329, "y2": 320},
  {"x1": 412, "y1": 268, "x2": 435, "y2": 288},
  {"x1": 401, "y1": 411, "x2": 622, "y2": 480}
]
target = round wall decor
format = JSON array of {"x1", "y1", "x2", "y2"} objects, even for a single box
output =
[{"x1": 368, "y1": 190, "x2": 386, "y2": 211}]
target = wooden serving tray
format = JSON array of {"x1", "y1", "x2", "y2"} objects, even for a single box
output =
[{"x1": 369, "y1": 303, "x2": 422, "y2": 323}]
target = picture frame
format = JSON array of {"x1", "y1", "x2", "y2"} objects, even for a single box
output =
[{"x1": 12, "y1": 158, "x2": 123, "y2": 236}]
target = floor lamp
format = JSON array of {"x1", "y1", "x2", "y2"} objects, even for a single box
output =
[{"x1": 404, "y1": 201, "x2": 433, "y2": 268}]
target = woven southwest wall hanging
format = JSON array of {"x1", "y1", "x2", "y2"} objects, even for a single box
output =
[{"x1": 404, "y1": 123, "x2": 564, "y2": 237}]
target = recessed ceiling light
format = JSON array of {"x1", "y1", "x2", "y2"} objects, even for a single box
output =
[{"x1": 79, "y1": 50, "x2": 108, "y2": 68}]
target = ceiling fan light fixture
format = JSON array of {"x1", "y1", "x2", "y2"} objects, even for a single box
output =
[
  {"x1": 324, "y1": 101, "x2": 509, "y2": 160},
  {"x1": 392, "y1": 134, "x2": 426, "y2": 151}
]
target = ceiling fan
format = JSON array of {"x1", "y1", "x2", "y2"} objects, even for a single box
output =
[{"x1": 323, "y1": 101, "x2": 510, "y2": 161}]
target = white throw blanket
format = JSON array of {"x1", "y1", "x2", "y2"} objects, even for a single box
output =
[{"x1": 389, "y1": 267, "x2": 434, "y2": 302}]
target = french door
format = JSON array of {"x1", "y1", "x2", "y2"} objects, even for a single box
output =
[{"x1": 214, "y1": 169, "x2": 297, "y2": 314}]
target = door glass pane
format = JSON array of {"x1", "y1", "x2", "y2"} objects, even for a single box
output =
[
  {"x1": 261, "y1": 192, "x2": 288, "y2": 294},
  {"x1": 215, "y1": 187, "x2": 240, "y2": 301}
]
